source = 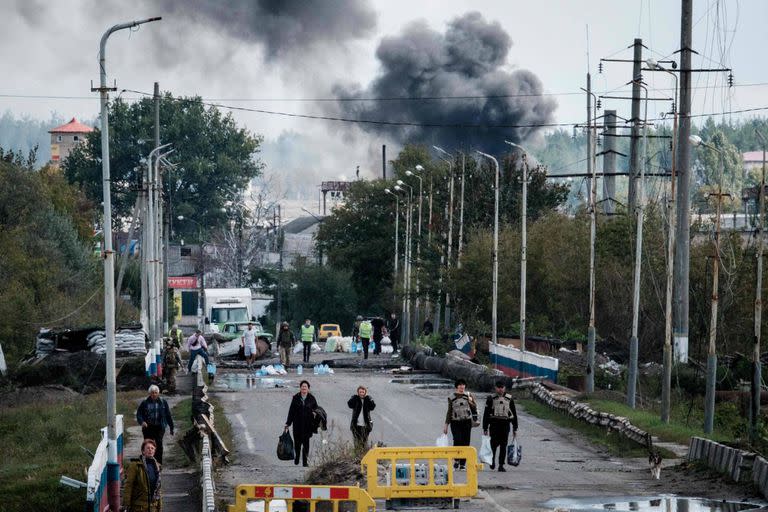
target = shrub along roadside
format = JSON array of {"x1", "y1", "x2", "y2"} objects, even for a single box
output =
[{"x1": 0, "y1": 390, "x2": 144, "y2": 512}]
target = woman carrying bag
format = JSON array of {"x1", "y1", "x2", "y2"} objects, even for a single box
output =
[{"x1": 284, "y1": 380, "x2": 318, "y2": 467}]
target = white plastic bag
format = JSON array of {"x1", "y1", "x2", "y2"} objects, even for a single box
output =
[
  {"x1": 436, "y1": 433, "x2": 450, "y2": 447},
  {"x1": 479, "y1": 435, "x2": 493, "y2": 465},
  {"x1": 293, "y1": 343, "x2": 303, "y2": 354}
]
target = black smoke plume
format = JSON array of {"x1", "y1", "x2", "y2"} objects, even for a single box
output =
[
  {"x1": 333, "y1": 12, "x2": 557, "y2": 154},
  {"x1": 160, "y1": 0, "x2": 377, "y2": 58}
]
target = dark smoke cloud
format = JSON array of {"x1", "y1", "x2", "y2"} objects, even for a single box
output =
[
  {"x1": 333, "y1": 12, "x2": 557, "y2": 154},
  {"x1": 160, "y1": 0, "x2": 377, "y2": 59}
]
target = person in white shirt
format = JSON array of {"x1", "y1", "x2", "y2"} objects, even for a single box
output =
[{"x1": 242, "y1": 322, "x2": 258, "y2": 369}]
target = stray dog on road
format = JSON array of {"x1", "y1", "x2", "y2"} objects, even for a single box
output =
[{"x1": 649, "y1": 451, "x2": 663, "y2": 480}]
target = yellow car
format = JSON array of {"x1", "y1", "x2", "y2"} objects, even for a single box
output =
[{"x1": 318, "y1": 323, "x2": 342, "y2": 341}]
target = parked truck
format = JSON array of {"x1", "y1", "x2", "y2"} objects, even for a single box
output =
[{"x1": 203, "y1": 288, "x2": 254, "y2": 334}]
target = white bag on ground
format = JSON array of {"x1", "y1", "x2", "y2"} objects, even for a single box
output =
[
  {"x1": 381, "y1": 345, "x2": 394, "y2": 354},
  {"x1": 311, "y1": 342, "x2": 322, "y2": 353},
  {"x1": 479, "y1": 435, "x2": 493, "y2": 465},
  {"x1": 436, "y1": 433, "x2": 450, "y2": 447},
  {"x1": 381, "y1": 336, "x2": 391, "y2": 346}
]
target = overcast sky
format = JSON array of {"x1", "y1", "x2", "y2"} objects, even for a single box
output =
[{"x1": 2, "y1": 0, "x2": 766, "y2": 194}]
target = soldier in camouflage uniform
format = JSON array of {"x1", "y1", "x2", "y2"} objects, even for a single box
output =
[{"x1": 163, "y1": 326, "x2": 182, "y2": 393}]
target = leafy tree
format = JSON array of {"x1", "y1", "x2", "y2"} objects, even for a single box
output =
[
  {"x1": 0, "y1": 158, "x2": 136, "y2": 362},
  {"x1": 63, "y1": 94, "x2": 264, "y2": 240},
  {"x1": 691, "y1": 129, "x2": 743, "y2": 212},
  {"x1": 266, "y1": 260, "x2": 358, "y2": 333},
  {"x1": 316, "y1": 179, "x2": 396, "y2": 313}
]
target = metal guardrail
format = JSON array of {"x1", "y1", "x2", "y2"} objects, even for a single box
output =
[
  {"x1": 361, "y1": 446, "x2": 481, "y2": 501},
  {"x1": 201, "y1": 435, "x2": 216, "y2": 512},
  {"x1": 227, "y1": 484, "x2": 376, "y2": 512},
  {"x1": 85, "y1": 415, "x2": 124, "y2": 512}
]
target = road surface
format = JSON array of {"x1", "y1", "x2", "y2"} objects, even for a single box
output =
[{"x1": 211, "y1": 365, "x2": 757, "y2": 511}]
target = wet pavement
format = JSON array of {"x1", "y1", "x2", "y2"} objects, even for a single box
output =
[{"x1": 543, "y1": 495, "x2": 766, "y2": 512}]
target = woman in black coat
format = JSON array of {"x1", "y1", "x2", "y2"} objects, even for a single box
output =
[
  {"x1": 284, "y1": 380, "x2": 318, "y2": 466},
  {"x1": 347, "y1": 385, "x2": 376, "y2": 450}
]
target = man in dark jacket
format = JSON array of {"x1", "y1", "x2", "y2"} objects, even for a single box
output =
[
  {"x1": 277, "y1": 321, "x2": 295, "y2": 367},
  {"x1": 482, "y1": 380, "x2": 518, "y2": 472},
  {"x1": 284, "y1": 380, "x2": 318, "y2": 467},
  {"x1": 422, "y1": 318, "x2": 434, "y2": 336},
  {"x1": 386, "y1": 313, "x2": 400, "y2": 352},
  {"x1": 136, "y1": 385, "x2": 175, "y2": 464},
  {"x1": 371, "y1": 316, "x2": 385, "y2": 355},
  {"x1": 348, "y1": 385, "x2": 376, "y2": 450}
]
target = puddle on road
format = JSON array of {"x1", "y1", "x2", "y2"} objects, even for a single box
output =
[
  {"x1": 214, "y1": 373, "x2": 289, "y2": 390},
  {"x1": 543, "y1": 496, "x2": 766, "y2": 512}
]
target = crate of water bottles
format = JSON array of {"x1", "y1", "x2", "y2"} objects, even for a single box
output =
[
  {"x1": 253, "y1": 364, "x2": 288, "y2": 376},
  {"x1": 313, "y1": 364, "x2": 334, "y2": 375}
]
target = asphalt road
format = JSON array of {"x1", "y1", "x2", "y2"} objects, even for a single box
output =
[{"x1": 211, "y1": 365, "x2": 753, "y2": 511}]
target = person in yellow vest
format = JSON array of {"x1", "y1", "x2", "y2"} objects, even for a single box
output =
[
  {"x1": 358, "y1": 318, "x2": 373, "y2": 360},
  {"x1": 300, "y1": 319, "x2": 316, "y2": 364}
]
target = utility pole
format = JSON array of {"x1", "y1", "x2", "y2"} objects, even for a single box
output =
[
  {"x1": 627, "y1": 80, "x2": 649, "y2": 409},
  {"x1": 520, "y1": 154, "x2": 528, "y2": 353},
  {"x1": 275, "y1": 204, "x2": 283, "y2": 338},
  {"x1": 627, "y1": 38, "x2": 643, "y2": 212},
  {"x1": 674, "y1": 0, "x2": 693, "y2": 365},
  {"x1": 156, "y1": 82, "x2": 170, "y2": 337},
  {"x1": 752, "y1": 130, "x2": 766, "y2": 443},
  {"x1": 586, "y1": 72, "x2": 597, "y2": 393},
  {"x1": 602, "y1": 110, "x2": 618, "y2": 215},
  {"x1": 704, "y1": 146, "x2": 726, "y2": 434},
  {"x1": 95, "y1": 18, "x2": 161, "y2": 511},
  {"x1": 457, "y1": 152, "x2": 466, "y2": 269}
]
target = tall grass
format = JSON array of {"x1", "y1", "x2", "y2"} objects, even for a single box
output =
[{"x1": 0, "y1": 390, "x2": 143, "y2": 512}]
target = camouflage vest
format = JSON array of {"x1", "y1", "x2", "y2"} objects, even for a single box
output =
[
  {"x1": 490, "y1": 394, "x2": 513, "y2": 420},
  {"x1": 450, "y1": 394, "x2": 473, "y2": 421}
]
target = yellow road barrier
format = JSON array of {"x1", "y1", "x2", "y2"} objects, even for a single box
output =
[
  {"x1": 361, "y1": 446, "x2": 481, "y2": 501},
  {"x1": 227, "y1": 484, "x2": 376, "y2": 512}
]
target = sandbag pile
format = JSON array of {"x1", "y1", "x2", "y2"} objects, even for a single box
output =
[
  {"x1": 36, "y1": 329, "x2": 56, "y2": 356},
  {"x1": 88, "y1": 329, "x2": 147, "y2": 355}
]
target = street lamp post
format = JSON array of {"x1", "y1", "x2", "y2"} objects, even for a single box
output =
[
  {"x1": 96, "y1": 16, "x2": 161, "y2": 512},
  {"x1": 691, "y1": 134, "x2": 725, "y2": 434},
  {"x1": 406, "y1": 168, "x2": 424, "y2": 338},
  {"x1": 647, "y1": 58, "x2": 679, "y2": 423},
  {"x1": 434, "y1": 146, "x2": 454, "y2": 331},
  {"x1": 384, "y1": 188, "x2": 400, "y2": 292},
  {"x1": 505, "y1": 141, "x2": 530, "y2": 353},
  {"x1": 396, "y1": 182, "x2": 413, "y2": 343},
  {"x1": 475, "y1": 151, "x2": 500, "y2": 365}
]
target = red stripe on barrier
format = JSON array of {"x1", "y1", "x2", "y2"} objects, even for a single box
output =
[
  {"x1": 329, "y1": 488, "x2": 350, "y2": 499},
  {"x1": 293, "y1": 487, "x2": 311, "y2": 499},
  {"x1": 253, "y1": 486, "x2": 273, "y2": 498}
]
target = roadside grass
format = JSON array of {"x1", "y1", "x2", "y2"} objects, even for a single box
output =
[
  {"x1": 582, "y1": 399, "x2": 710, "y2": 446},
  {"x1": 519, "y1": 398, "x2": 676, "y2": 459},
  {"x1": 0, "y1": 390, "x2": 144, "y2": 512}
]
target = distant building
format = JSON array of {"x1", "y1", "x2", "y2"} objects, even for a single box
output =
[
  {"x1": 49, "y1": 117, "x2": 93, "y2": 166},
  {"x1": 281, "y1": 215, "x2": 325, "y2": 267},
  {"x1": 743, "y1": 151, "x2": 766, "y2": 171}
]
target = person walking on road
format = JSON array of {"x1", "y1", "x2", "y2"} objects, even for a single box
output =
[
  {"x1": 371, "y1": 316, "x2": 385, "y2": 355},
  {"x1": 348, "y1": 385, "x2": 376, "y2": 450},
  {"x1": 300, "y1": 319, "x2": 316, "y2": 364},
  {"x1": 168, "y1": 324, "x2": 183, "y2": 347},
  {"x1": 277, "y1": 321, "x2": 295, "y2": 367},
  {"x1": 284, "y1": 380, "x2": 318, "y2": 467},
  {"x1": 136, "y1": 385, "x2": 174, "y2": 464},
  {"x1": 386, "y1": 313, "x2": 400, "y2": 352},
  {"x1": 483, "y1": 380, "x2": 518, "y2": 472},
  {"x1": 185, "y1": 329, "x2": 210, "y2": 373},
  {"x1": 352, "y1": 315, "x2": 362, "y2": 344},
  {"x1": 123, "y1": 438, "x2": 162, "y2": 512},
  {"x1": 242, "y1": 322, "x2": 258, "y2": 369},
  {"x1": 358, "y1": 318, "x2": 372, "y2": 360},
  {"x1": 443, "y1": 378, "x2": 478, "y2": 470},
  {"x1": 162, "y1": 334, "x2": 181, "y2": 393}
]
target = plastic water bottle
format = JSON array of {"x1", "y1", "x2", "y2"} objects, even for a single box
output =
[
  {"x1": 313, "y1": 365, "x2": 319, "y2": 375},
  {"x1": 323, "y1": 364, "x2": 330, "y2": 374},
  {"x1": 297, "y1": 364, "x2": 303, "y2": 375}
]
